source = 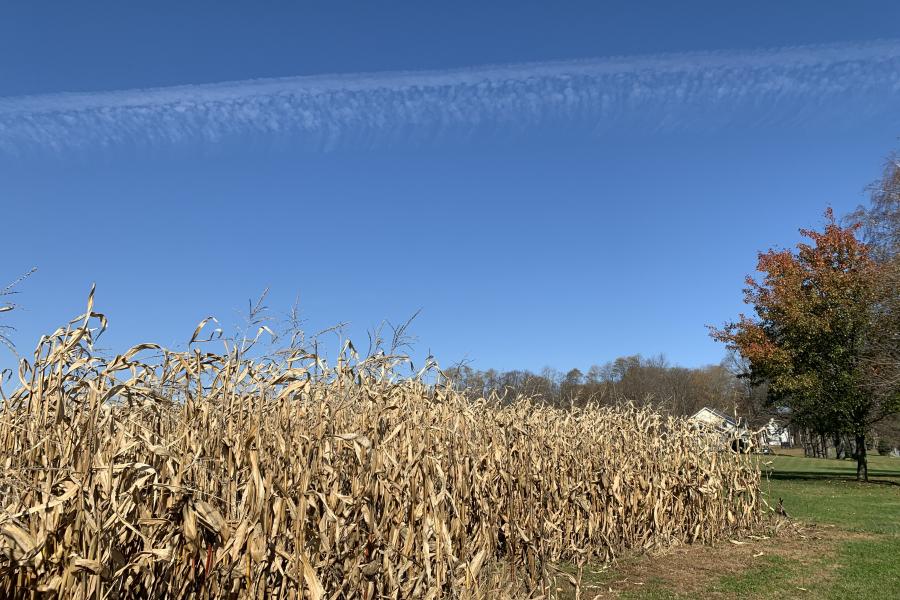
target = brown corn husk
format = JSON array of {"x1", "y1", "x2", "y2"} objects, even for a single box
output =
[{"x1": 0, "y1": 299, "x2": 760, "y2": 598}]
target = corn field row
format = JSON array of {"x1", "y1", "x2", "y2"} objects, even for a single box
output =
[{"x1": 0, "y1": 298, "x2": 761, "y2": 598}]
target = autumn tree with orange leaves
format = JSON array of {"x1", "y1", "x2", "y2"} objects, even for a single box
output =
[{"x1": 711, "y1": 209, "x2": 896, "y2": 481}]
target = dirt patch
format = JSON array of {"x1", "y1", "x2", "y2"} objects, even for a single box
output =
[{"x1": 558, "y1": 520, "x2": 873, "y2": 599}]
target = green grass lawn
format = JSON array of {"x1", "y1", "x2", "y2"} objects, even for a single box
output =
[
  {"x1": 762, "y1": 454, "x2": 900, "y2": 534},
  {"x1": 756, "y1": 454, "x2": 900, "y2": 598},
  {"x1": 563, "y1": 452, "x2": 900, "y2": 599}
]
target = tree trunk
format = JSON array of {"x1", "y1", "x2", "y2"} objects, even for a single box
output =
[{"x1": 856, "y1": 433, "x2": 868, "y2": 482}]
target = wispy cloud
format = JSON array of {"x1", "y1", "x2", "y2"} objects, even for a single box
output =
[{"x1": 2, "y1": 40, "x2": 899, "y2": 154}]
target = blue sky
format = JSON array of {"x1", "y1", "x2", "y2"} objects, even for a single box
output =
[{"x1": 2, "y1": 1, "x2": 899, "y2": 373}]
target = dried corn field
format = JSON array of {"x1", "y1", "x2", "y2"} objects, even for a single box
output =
[{"x1": 0, "y1": 297, "x2": 762, "y2": 599}]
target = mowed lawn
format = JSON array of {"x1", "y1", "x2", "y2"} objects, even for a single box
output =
[
  {"x1": 753, "y1": 454, "x2": 900, "y2": 598},
  {"x1": 561, "y1": 453, "x2": 900, "y2": 599}
]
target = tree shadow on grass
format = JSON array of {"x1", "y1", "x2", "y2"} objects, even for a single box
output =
[{"x1": 763, "y1": 470, "x2": 900, "y2": 487}]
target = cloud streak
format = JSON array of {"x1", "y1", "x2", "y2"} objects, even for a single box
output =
[{"x1": 2, "y1": 40, "x2": 899, "y2": 154}]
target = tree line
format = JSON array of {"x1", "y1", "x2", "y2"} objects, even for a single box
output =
[{"x1": 442, "y1": 351, "x2": 769, "y2": 423}]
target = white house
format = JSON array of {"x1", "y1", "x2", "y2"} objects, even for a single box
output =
[
  {"x1": 760, "y1": 418, "x2": 792, "y2": 447},
  {"x1": 689, "y1": 407, "x2": 751, "y2": 452},
  {"x1": 689, "y1": 407, "x2": 741, "y2": 434}
]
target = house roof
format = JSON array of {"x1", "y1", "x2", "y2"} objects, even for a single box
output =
[{"x1": 691, "y1": 406, "x2": 737, "y2": 427}]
